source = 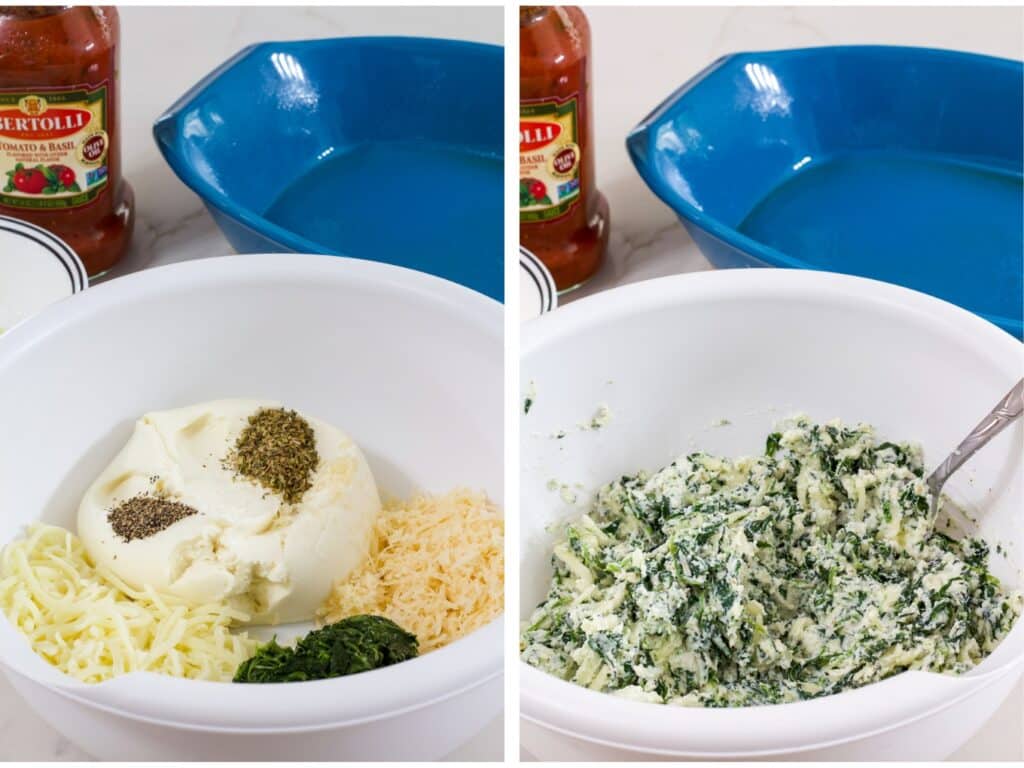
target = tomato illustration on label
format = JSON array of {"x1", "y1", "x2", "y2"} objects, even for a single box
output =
[
  {"x1": 4, "y1": 162, "x2": 82, "y2": 195},
  {"x1": 520, "y1": 177, "x2": 551, "y2": 208},
  {"x1": 12, "y1": 168, "x2": 46, "y2": 194},
  {"x1": 57, "y1": 165, "x2": 76, "y2": 187}
]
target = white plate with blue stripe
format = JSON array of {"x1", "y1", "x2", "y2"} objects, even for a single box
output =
[
  {"x1": 520, "y1": 247, "x2": 557, "y2": 322},
  {"x1": 0, "y1": 215, "x2": 87, "y2": 334}
]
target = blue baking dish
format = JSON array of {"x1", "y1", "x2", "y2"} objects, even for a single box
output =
[
  {"x1": 154, "y1": 37, "x2": 503, "y2": 300},
  {"x1": 627, "y1": 46, "x2": 1023, "y2": 338}
]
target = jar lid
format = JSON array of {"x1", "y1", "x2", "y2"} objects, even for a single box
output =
[
  {"x1": 0, "y1": 215, "x2": 87, "y2": 334},
  {"x1": 520, "y1": 246, "x2": 557, "y2": 321}
]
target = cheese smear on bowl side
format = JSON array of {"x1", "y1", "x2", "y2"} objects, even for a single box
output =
[{"x1": 77, "y1": 399, "x2": 380, "y2": 625}]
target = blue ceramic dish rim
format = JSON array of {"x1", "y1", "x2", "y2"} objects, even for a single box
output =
[
  {"x1": 625, "y1": 45, "x2": 1024, "y2": 337},
  {"x1": 153, "y1": 36, "x2": 503, "y2": 258}
]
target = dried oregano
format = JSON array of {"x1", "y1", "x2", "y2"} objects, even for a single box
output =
[{"x1": 225, "y1": 407, "x2": 319, "y2": 504}]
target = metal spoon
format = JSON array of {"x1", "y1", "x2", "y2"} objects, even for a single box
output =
[{"x1": 927, "y1": 378, "x2": 1024, "y2": 518}]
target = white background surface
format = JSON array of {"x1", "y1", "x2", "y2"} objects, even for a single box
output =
[
  {"x1": 0, "y1": 5, "x2": 503, "y2": 762},
  {"x1": 528, "y1": 4, "x2": 1022, "y2": 762}
]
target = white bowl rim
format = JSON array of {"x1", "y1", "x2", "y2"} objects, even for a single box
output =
[
  {"x1": 520, "y1": 267, "x2": 1024, "y2": 755},
  {"x1": 522, "y1": 268, "x2": 1021, "y2": 361},
  {"x1": 0, "y1": 253, "x2": 504, "y2": 730}
]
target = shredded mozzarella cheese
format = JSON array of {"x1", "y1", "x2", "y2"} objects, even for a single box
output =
[{"x1": 0, "y1": 524, "x2": 257, "y2": 683}]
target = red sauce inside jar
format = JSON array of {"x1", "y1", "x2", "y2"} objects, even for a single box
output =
[
  {"x1": 0, "y1": 6, "x2": 133, "y2": 277},
  {"x1": 520, "y1": 6, "x2": 609, "y2": 293}
]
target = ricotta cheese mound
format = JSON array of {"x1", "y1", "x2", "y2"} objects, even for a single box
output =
[
  {"x1": 78, "y1": 400, "x2": 380, "y2": 625},
  {"x1": 521, "y1": 418, "x2": 1022, "y2": 706}
]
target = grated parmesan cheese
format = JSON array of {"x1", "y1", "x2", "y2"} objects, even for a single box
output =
[
  {"x1": 319, "y1": 489, "x2": 504, "y2": 652},
  {"x1": 0, "y1": 524, "x2": 258, "y2": 683}
]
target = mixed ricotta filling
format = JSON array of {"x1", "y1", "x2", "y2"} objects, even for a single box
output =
[{"x1": 521, "y1": 418, "x2": 1021, "y2": 706}]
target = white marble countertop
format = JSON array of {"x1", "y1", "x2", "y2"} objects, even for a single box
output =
[
  {"x1": 539, "y1": 6, "x2": 1023, "y2": 762},
  {"x1": 0, "y1": 6, "x2": 503, "y2": 762}
]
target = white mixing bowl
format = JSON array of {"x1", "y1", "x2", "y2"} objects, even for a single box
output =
[
  {"x1": 520, "y1": 269, "x2": 1023, "y2": 760},
  {"x1": 0, "y1": 254, "x2": 503, "y2": 761}
]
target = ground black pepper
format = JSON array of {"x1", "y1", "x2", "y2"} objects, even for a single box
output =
[{"x1": 107, "y1": 495, "x2": 199, "y2": 542}]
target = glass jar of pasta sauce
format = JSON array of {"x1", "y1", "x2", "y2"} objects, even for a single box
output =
[
  {"x1": 520, "y1": 5, "x2": 608, "y2": 293},
  {"x1": 0, "y1": 6, "x2": 133, "y2": 277}
]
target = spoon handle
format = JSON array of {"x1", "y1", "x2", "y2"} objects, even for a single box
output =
[{"x1": 927, "y1": 378, "x2": 1024, "y2": 498}]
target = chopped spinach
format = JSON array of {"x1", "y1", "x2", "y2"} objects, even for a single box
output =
[
  {"x1": 521, "y1": 417, "x2": 1020, "y2": 706},
  {"x1": 234, "y1": 615, "x2": 418, "y2": 683}
]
